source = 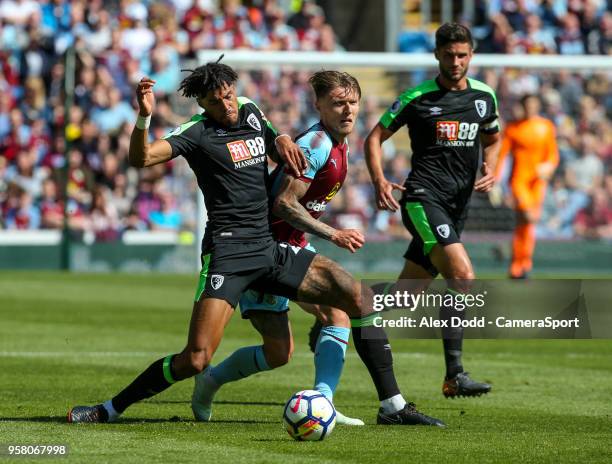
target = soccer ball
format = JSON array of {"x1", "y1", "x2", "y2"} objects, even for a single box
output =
[{"x1": 283, "y1": 389, "x2": 336, "y2": 441}]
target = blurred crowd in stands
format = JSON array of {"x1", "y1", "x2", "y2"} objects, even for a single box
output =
[{"x1": 0, "y1": 0, "x2": 610, "y2": 243}]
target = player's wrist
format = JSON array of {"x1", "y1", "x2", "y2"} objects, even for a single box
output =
[
  {"x1": 328, "y1": 228, "x2": 341, "y2": 242},
  {"x1": 275, "y1": 133, "x2": 291, "y2": 142},
  {"x1": 373, "y1": 177, "x2": 388, "y2": 188},
  {"x1": 135, "y1": 114, "x2": 151, "y2": 130}
]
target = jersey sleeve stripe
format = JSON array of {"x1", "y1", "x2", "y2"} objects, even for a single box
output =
[
  {"x1": 161, "y1": 114, "x2": 205, "y2": 139},
  {"x1": 237, "y1": 96, "x2": 256, "y2": 107},
  {"x1": 379, "y1": 79, "x2": 439, "y2": 129},
  {"x1": 467, "y1": 78, "x2": 498, "y2": 110},
  {"x1": 238, "y1": 96, "x2": 278, "y2": 135}
]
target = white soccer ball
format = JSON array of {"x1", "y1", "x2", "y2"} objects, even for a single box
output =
[{"x1": 283, "y1": 389, "x2": 336, "y2": 441}]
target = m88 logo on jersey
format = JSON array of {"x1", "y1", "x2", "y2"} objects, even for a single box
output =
[
  {"x1": 227, "y1": 137, "x2": 266, "y2": 162},
  {"x1": 436, "y1": 121, "x2": 479, "y2": 144}
]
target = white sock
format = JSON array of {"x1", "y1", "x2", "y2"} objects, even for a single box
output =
[
  {"x1": 204, "y1": 366, "x2": 220, "y2": 391},
  {"x1": 103, "y1": 399, "x2": 120, "y2": 422},
  {"x1": 380, "y1": 394, "x2": 407, "y2": 414}
]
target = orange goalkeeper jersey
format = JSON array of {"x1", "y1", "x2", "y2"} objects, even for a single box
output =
[
  {"x1": 496, "y1": 115, "x2": 559, "y2": 186},
  {"x1": 496, "y1": 115, "x2": 559, "y2": 210}
]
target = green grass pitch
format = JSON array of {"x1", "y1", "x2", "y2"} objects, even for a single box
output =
[{"x1": 0, "y1": 272, "x2": 611, "y2": 463}]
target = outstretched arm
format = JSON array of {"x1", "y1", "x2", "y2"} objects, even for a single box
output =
[
  {"x1": 128, "y1": 77, "x2": 173, "y2": 168},
  {"x1": 273, "y1": 175, "x2": 364, "y2": 253}
]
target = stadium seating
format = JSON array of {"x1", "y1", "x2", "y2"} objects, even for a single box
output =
[{"x1": 0, "y1": 0, "x2": 609, "y2": 242}]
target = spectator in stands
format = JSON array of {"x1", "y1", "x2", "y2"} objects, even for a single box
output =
[
  {"x1": 536, "y1": 0, "x2": 565, "y2": 31},
  {"x1": 97, "y1": 152, "x2": 120, "y2": 190},
  {"x1": 133, "y1": 179, "x2": 161, "y2": 228},
  {"x1": 109, "y1": 172, "x2": 134, "y2": 219},
  {"x1": 0, "y1": 155, "x2": 9, "y2": 219},
  {"x1": 120, "y1": 5, "x2": 155, "y2": 60},
  {"x1": 556, "y1": 13, "x2": 586, "y2": 54},
  {"x1": 148, "y1": 190, "x2": 181, "y2": 232},
  {"x1": 595, "y1": 11, "x2": 611, "y2": 55},
  {"x1": 147, "y1": 45, "x2": 181, "y2": 96},
  {"x1": 574, "y1": 188, "x2": 612, "y2": 239},
  {"x1": 0, "y1": 0, "x2": 40, "y2": 26},
  {"x1": 555, "y1": 70, "x2": 584, "y2": 117},
  {"x1": 513, "y1": 13, "x2": 557, "y2": 53},
  {"x1": 5, "y1": 148, "x2": 48, "y2": 198},
  {"x1": 38, "y1": 177, "x2": 63, "y2": 229},
  {"x1": 5, "y1": 188, "x2": 40, "y2": 230},
  {"x1": 20, "y1": 77, "x2": 49, "y2": 124},
  {"x1": 91, "y1": 87, "x2": 134, "y2": 134},
  {"x1": 82, "y1": 9, "x2": 112, "y2": 55},
  {"x1": 89, "y1": 185, "x2": 120, "y2": 241},
  {"x1": 266, "y1": 6, "x2": 299, "y2": 50},
  {"x1": 2, "y1": 108, "x2": 32, "y2": 163},
  {"x1": 537, "y1": 175, "x2": 575, "y2": 238},
  {"x1": 59, "y1": 147, "x2": 94, "y2": 209},
  {"x1": 564, "y1": 132, "x2": 604, "y2": 217}
]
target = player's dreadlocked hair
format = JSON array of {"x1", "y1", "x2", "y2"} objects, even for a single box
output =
[{"x1": 178, "y1": 55, "x2": 238, "y2": 98}]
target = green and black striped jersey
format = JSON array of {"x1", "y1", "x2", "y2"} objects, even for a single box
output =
[
  {"x1": 380, "y1": 77, "x2": 499, "y2": 206},
  {"x1": 162, "y1": 97, "x2": 277, "y2": 240}
]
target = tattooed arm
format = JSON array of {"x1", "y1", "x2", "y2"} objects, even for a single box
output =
[{"x1": 273, "y1": 175, "x2": 364, "y2": 253}]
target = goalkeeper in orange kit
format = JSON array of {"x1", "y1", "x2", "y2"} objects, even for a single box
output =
[{"x1": 495, "y1": 94, "x2": 559, "y2": 278}]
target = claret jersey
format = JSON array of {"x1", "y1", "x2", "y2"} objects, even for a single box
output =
[
  {"x1": 269, "y1": 122, "x2": 348, "y2": 247},
  {"x1": 162, "y1": 97, "x2": 277, "y2": 240},
  {"x1": 380, "y1": 77, "x2": 500, "y2": 207}
]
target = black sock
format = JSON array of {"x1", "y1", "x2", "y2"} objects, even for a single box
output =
[
  {"x1": 440, "y1": 292, "x2": 464, "y2": 378},
  {"x1": 112, "y1": 355, "x2": 178, "y2": 414},
  {"x1": 351, "y1": 323, "x2": 401, "y2": 401},
  {"x1": 442, "y1": 339, "x2": 463, "y2": 379}
]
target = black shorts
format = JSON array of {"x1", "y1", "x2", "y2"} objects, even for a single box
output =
[
  {"x1": 400, "y1": 194, "x2": 467, "y2": 276},
  {"x1": 194, "y1": 238, "x2": 316, "y2": 308}
]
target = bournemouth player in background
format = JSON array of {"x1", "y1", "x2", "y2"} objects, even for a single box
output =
[
  {"x1": 364, "y1": 23, "x2": 501, "y2": 398},
  {"x1": 495, "y1": 94, "x2": 559, "y2": 279}
]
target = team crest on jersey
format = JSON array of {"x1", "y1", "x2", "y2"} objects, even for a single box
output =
[
  {"x1": 436, "y1": 224, "x2": 450, "y2": 239},
  {"x1": 247, "y1": 113, "x2": 261, "y2": 131},
  {"x1": 475, "y1": 100, "x2": 487, "y2": 118},
  {"x1": 389, "y1": 99, "x2": 401, "y2": 113},
  {"x1": 211, "y1": 274, "x2": 224, "y2": 290}
]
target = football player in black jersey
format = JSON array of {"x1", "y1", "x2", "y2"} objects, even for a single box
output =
[
  {"x1": 364, "y1": 23, "x2": 502, "y2": 400},
  {"x1": 67, "y1": 58, "x2": 445, "y2": 427}
]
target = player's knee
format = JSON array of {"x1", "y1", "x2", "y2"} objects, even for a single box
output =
[
  {"x1": 342, "y1": 283, "x2": 363, "y2": 316},
  {"x1": 188, "y1": 348, "x2": 213, "y2": 375},
  {"x1": 450, "y1": 268, "x2": 474, "y2": 293},
  {"x1": 325, "y1": 308, "x2": 350, "y2": 328},
  {"x1": 264, "y1": 339, "x2": 293, "y2": 368},
  {"x1": 457, "y1": 268, "x2": 475, "y2": 281}
]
